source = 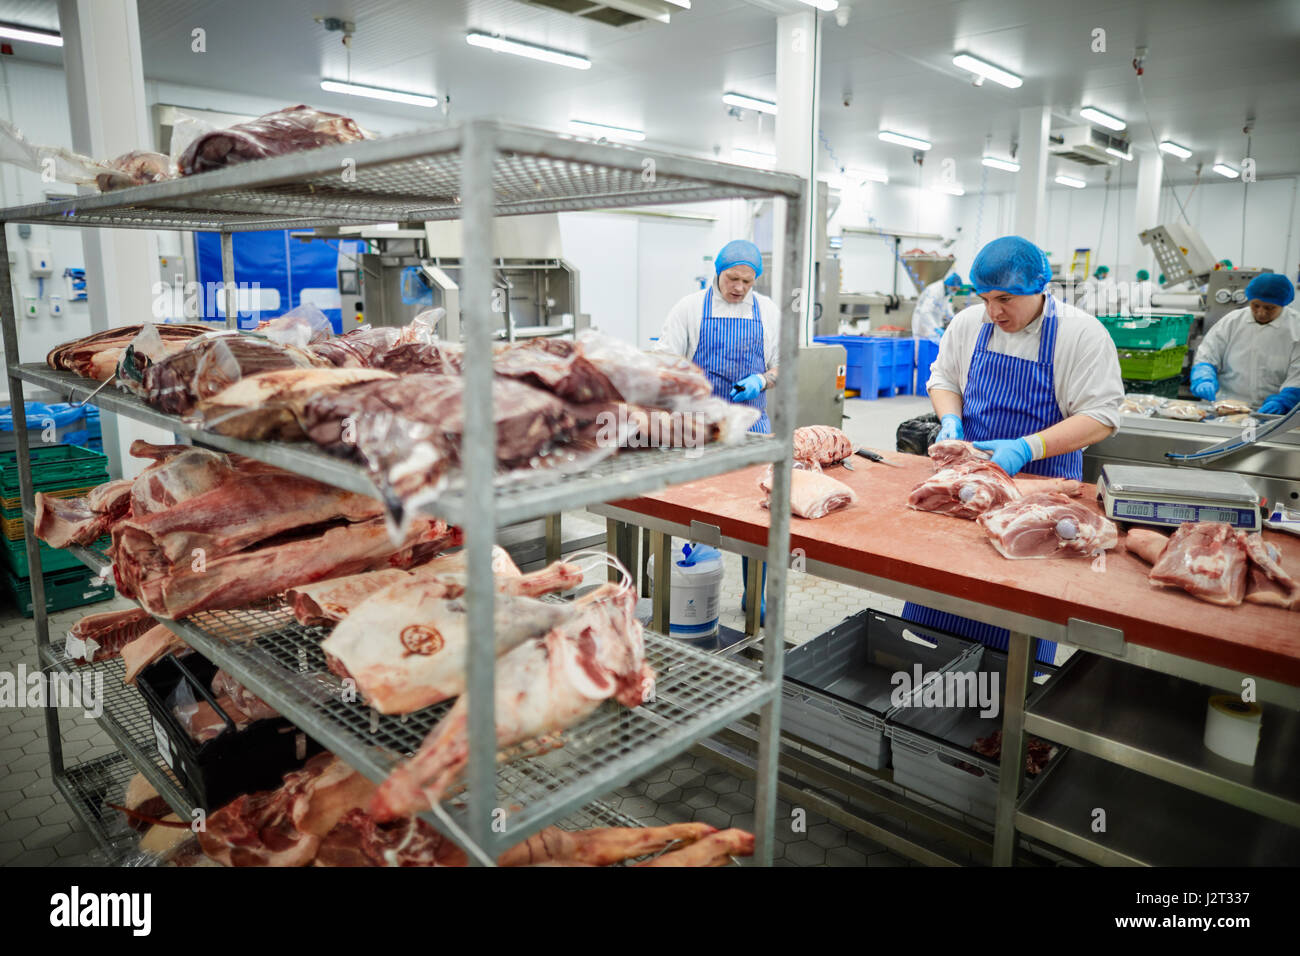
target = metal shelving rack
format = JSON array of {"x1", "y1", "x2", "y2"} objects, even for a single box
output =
[{"x1": 1, "y1": 120, "x2": 804, "y2": 865}]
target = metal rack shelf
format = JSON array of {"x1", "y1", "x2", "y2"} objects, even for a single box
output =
[
  {"x1": 1025, "y1": 653, "x2": 1300, "y2": 828},
  {"x1": 53, "y1": 750, "x2": 148, "y2": 863},
  {"x1": 1015, "y1": 749, "x2": 1300, "y2": 866},
  {"x1": 15, "y1": 363, "x2": 783, "y2": 528}
]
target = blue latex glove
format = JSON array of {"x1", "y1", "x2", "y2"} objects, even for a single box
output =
[
  {"x1": 1259, "y1": 387, "x2": 1300, "y2": 416},
  {"x1": 1189, "y1": 362, "x2": 1218, "y2": 402},
  {"x1": 936, "y1": 414, "x2": 963, "y2": 442},
  {"x1": 731, "y1": 373, "x2": 766, "y2": 403},
  {"x1": 973, "y1": 438, "x2": 1034, "y2": 476}
]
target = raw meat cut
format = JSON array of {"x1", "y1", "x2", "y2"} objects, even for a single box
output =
[
  {"x1": 142, "y1": 335, "x2": 325, "y2": 417},
  {"x1": 121, "y1": 624, "x2": 186, "y2": 684},
  {"x1": 576, "y1": 331, "x2": 712, "y2": 410},
  {"x1": 315, "y1": 809, "x2": 465, "y2": 867},
  {"x1": 126, "y1": 442, "x2": 236, "y2": 517},
  {"x1": 96, "y1": 150, "x2": 173, "y2": 191},
  {"x1": 33, "y1": 478, "x2": 133, "y2": 548},
  {"x1": 928, "y1": 440, "x2": 991, "y2": 468},
  {"x1": 121, "y1": 774, "x2": 169, "y2": 833},
  {"x1": 370, "y1": 582, "x2": 652, "y2": 819},
  {"x1": 968, "y1": 730, "x2": 1057, "y2": 776},
  {"x1": 635, "y1": 829, "x2": 754, "y2": 867},
  {"x1": 497, "y1": 823, "x2": 716, "y2": 867},
  {"x1": 492, "y1": 338, "x2": 620, "y2": 404},
  {"x1": 760, "y1": 465, "x2": 856, "y2": 519},
  {"x1": 65, "y1": 607, "x2": 156, "y2": 663},
  {"x1": 1156, "y1": 401, "x2": 1210, "y2": 421},
  {"x1": 977, "y1": 493, "x2": 1118, "y2": 559},
  {"x1": 310, "y1": 327, "x2": 400, "y2": 368},
  {"x1": 1213, "y1": 399, "x2": 1253, "y2": 416},
  {"x1": 191, "y1": 366, "x2": 395, "y2": 440},
  {"x1": 211, "y1": 669, "x2": 280, "y2": 722},
  {"x1": 909, "y1": 460, "x2": 1020, "y2": 519},
  {"x1": 47, "y1": 324, "x2": 210, "y2": 381},
  {"x1": 321, "y1": 577, "x2": 580, "y2": 714},
  {"x1": 372, "y1": 341, "x2": 464, "y2": 375},
  {"x1": 1125, "y1": 528, "x2": 1170, "y2": 565},
  {"x1": 1242, "y1": 533, "x2": 1300, "y2": 610},
  {"x1": 792, "y1": 425, "x2": 855, "y2": 466},
  {"x1": 176, "y1": 696, "x2": 238, "y2": 744},
  {"x1": 300, "y1": 373, "x2": 578, "y2": 505},
  {"x1": 1148, "y1": 522, "x2": 1249, "y2": 607},
  {"x1": 179, "y1": 105, "x2": 365, "y2": 175},
  {"x1": 287, "y1": 568, "x2": 414, "y2": 628}
]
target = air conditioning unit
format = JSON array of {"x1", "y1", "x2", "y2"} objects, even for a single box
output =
[
  {"x1": 520, "y1": 0, "x2": 688, "y2": 28},
  {"x1": 1049, "y1": 126, "x2": 1121, "y2": 167}
]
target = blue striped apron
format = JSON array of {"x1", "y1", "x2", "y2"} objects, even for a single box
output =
[
  {"x1": 902, "y1": 296, "x2": 1076, "y2": 664},
  {"x1": 692, "y1": 286, "x2": 771, "y2": 435}
]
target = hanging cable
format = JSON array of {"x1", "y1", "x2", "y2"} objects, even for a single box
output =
[
  {"x1": 1135, "y1": 71, "x2": 1191, "y2": 224},
  {"x1": 1241, "y1": 130, "x2": 1252, "y2": 265}
]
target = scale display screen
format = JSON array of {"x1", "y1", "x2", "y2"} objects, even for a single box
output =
[
  {"x1": 1108, "y1": 498, "x2": 1257, "y2": 529},
  {"x1": 1113, "y1": 500, "x2": 1155, "y2": 519},
  {"x1": 1156, "y1": 503, "x2": 1197, "y2": 522}
]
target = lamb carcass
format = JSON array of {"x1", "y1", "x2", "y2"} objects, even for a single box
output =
[
  {"x1": 760, "y1": 464, "x2": 856, "y2": 519},
  {"x1": 977, "y1": 492, "x2": 1118, "y2": 559},
  {"x1": 370, "y1": 583, "x2": 652, "y2": 820},
  {"x1": 34, "y1": 478, "x2": 133, "y2": 548},
  {"x1": 1148, "y1": 522, "x2": 1249, "y2": 606}
]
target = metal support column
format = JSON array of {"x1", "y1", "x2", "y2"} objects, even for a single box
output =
[
  {"x1": 744, "y1": 557, "x2": 762, "y2": 637},
  {"x1": 220, "y1": 232, "x2": 237, "y2": 330},
  {"x1": 544, "y1": 514, "x2": 561, "y2": 565},
  {"x1": 650, "y1": 530, "x2": 670, "y2": 636},
  {"x1": 993, "y1": 629, "x2": 1034, "y2": 865}
]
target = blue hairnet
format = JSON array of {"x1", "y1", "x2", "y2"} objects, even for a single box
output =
[
  {"x1": 943, "y1": 273, "x2": 962, "y2": 288},
  {"x1": 1245, "y1": 273, "x2": 1295, "y2": 308},
  {"x1": 715, "y1": 239, "x2": 763, "y2": 278},
  {"x1": 1136, "y1": 269, "x2": 1150, "y2": 281},
  {"x1": 1094, "y1": 265, "x2": 1109, "y2": 278},
  {"x1": 969, "y1": 236, "x2": 1051, "y2": 296}
]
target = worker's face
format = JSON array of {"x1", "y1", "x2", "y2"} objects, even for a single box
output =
[
  {"x1": 718, "y1": 265, "x2": 756, "y2": 303},
  {"x1": 979, "y1": 292, "x2": 1044, "y2": 333},
  {"x1": 1249, "y1": 299, "x2": 1283, "y2": 324}
]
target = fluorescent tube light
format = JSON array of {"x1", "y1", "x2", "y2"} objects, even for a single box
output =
[
  {"x1": 1055, "y1": 175, "x2": 1086, "y2": 189},
  {"x1": 0, "y1": 24, "x2": 62, "y2": 47},
  {"x1": 569, "y1": 120, "x2": 645, "y2": 142},
  {"x1": 320, "y1": 80, "x2": 438, "y2": 108},
  {"x1": 798, "y1": 0, "x2": 840, "y2": 9},
  {"x1": 1080, "y1": 106, "x2": 1126, "y2": 131},
  {"x1": 981, "y1": 156, "x2": 1020, "y2": 173},
  {"x1": 1159, "y1": 140, "x2": 1192, "y2": 159},
  {"x1": 951, "y1": 53, "x2": 1022, "y2": 89},
  {"x1": 1106, "y1": 146, "x2": 1133, "y2": 161},
  {"x1": 1212, "y1": 163, "x2": 1239, "y2": 179},
  {"x1": 878, "y1": 130, "x2": 931, "y2": 151},
  {"x1": 466, "y1": 32, "x2": 590, "y2": 70},
  {"x1": 723, "y1": 92, "x2": 777, "y2": 115}
]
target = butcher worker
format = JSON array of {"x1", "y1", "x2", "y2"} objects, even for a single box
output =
[
  {"x1": 906, "y1": 235, "x2": 1125, "y2": 661},
  {"x1": 654, "y1": 238, "x2": 780, "y2": 621},
  {"x1": 1188, "y1": 273, "x2": 1300, "y2": 415}
]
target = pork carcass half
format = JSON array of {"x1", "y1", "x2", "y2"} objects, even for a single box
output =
[
  {"x1": 977, "y1": 492, "x2": 1118, "y2": 559},
  {"x1": 370, "y1": 583, "x2": 652, "y2": 820},
  {"x1": 760, "y1": 464, "x2": 856, "y2": 519},
  {"x1": 65, "y1": 607, "x2": 156, "y2": 664},
  {"x1": 792, "y1": 425, "x2": 855, "y2": 466},
  {"x1": 1148, "y1": 522, "x2": 1249, "y2": 606},
  {"x1": 179, "y1": 105, "x2": 365, "y2": 175},
  {"x1": 34, "y1": 478, "x2": 133, "y2": 548}
]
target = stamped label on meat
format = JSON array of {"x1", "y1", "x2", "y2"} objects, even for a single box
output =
[{"x1": 400, "y1": 624, "x2": 444, "y2": 657}]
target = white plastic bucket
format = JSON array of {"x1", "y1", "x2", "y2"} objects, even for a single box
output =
[{"x1": 646, "y1": 544, "x2": 723, "y2": 644}]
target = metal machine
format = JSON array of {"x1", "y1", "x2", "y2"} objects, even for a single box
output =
[
  {"x1": 1204, "y1": 268, "x2": 1269, "y2": 330},
  {"x1": 1139, "y1": 223, "x2": 1217, "y2": 289},
  {"x1": 796, "y1": 343, "x2": 846, "y2": 429}
]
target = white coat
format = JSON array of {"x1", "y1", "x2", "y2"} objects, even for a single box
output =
[{"x1": 1194, "y1": 306, "x2": 1300, "y2": 404}]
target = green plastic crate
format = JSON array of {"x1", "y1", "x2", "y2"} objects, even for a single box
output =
[
  {"x1": 0, "y1": 533, "x2": 111, "y2": 577},
  {"x1": 1122, "y1": 376, "x2": 1182, "y2": 399},
  {"x1": 0, "y1": 444, "x2": 109, "y2": 502},
  {"x1": 1117, "y1": 346, "x2": 1188, "y2": 381},
  {"x1": 2, "y1": 564, "x2": 114, "y2": 618},
  {"x1": 1099, "y1": 314, "x2": 1194, "y2": 350}
]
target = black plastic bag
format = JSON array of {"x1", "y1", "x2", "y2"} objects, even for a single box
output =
[{"x1": 896, "y1": 413, "x2": 940, "y2": 455}]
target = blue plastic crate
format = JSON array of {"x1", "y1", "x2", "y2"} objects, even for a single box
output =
[{"x1": 916, "y1": 338, "x2": 941, "y2": 395}]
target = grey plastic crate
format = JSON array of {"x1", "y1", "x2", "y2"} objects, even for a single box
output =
[
  {"x1": 886, "y1": 645, "x2": 1062, "y2": 822},
  {"x1": 781, "y1": 608, "x2": 978, "y2": 769}
]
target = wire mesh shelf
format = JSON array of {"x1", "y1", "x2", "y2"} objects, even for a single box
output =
[{"x1": 54, "y1": 751, "x2": 150, "y2": 863}]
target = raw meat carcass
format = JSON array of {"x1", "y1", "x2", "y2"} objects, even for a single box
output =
[
  {"x1": 121, "y1": 624, "x2": 186, "y2": 684},
  {"x1": 928, "y1": 439, "x2": 992, "y2": 468},
  {"x1": 1148, "y1": 522, "x2": 1249, "y2": 606},
  {"x1": 760, "y1": 464, "x2": 856, "y2": 519},
  {"x1": 65, "y1": 607, "x2": 156, "y2": 664},
  {"x1": 1125, "y1": 528, "x2": 1170, "y2": 565},
  {"x1": 370, "y1": 583, "x2": 652, "y2": 820},
  {"x1": 211, "y1": 669, "x2": 280, "y2": 722},
  {"x1": 968, "y1": 730, "x2": 1057, "y2": 776},
  {"x1": 179, "y1": 105, "x2": 365, "y2": 175},
  {"x1": 321, "y1": 572, "x2": 582, "y2": 714},
  {"x1": 33, "y1": 478, "x2": 133, "y2": 548},
  {"x1": 46, "y1": 324, "x2": 210, "y2": 382},
  {"x1": 792, "y1": 425, "x2": 855, "y2": 466},
  {"x1": 635, "y1": 829, "x2": 755, "y2": 867},
  {"x1": 492, "y1": 338, "x2": 620, "y2": 404},
  {"x1": 577, "y1": 331, "x2": 713, "y2": 409},
  {"x1": 141, "y1": 335, "x2": 327, "y2": 417},
  {"x1": 1242, "y1": 533, "x2": 1300, "y2": 610},
  {"x1": 310, "y1": 327, "x2": 401, "y2": 368},
  {"x1": 191, "y1": 366, "x2": 395, "y2": 440},
  {"x1": 96, "y1": 150, "x2": 173, "y2": 191},
  {"x1": 127, "y1": 442, "x2": 236, "y2": 517},
  {"x1": 315, "y1": 809, "x2": 466, "y2": 867},
  {"x1": 372, "y1": 341, "x2": 464, "y2": 375},
  {"x1": 977, "y1": 493, "x2": 1118, "y2": 559},
  {"x1": 498, "y1": 823, "x2": 717, "y2": 867},
  {"x1": 909, "y1": 459, "x2": 1021, "y2": 519}
]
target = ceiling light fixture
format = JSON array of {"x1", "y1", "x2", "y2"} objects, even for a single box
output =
[
  {"x1": 319, "y1": 80, "x2": 438, "y2": 108},
  {"x1": 0, "y1": 23, "x2": 62, "y2": 47},
  {"x1": 569, "y1": 120, "x2": 646, "y2": 142},
  {"x1": 1055, "y1": 175, "x2": 1086, "y2": 189},
  {"x1": 951, "y1": 53, "x2": 1022, "y2": 89},
  {"x1": 1105, "y1": 146, "x2": 1133, "y2": 161},
  {"x1": 466, "y1": 32, "x2": 590, "y2": 70},
  {"x1": 981, "y1": 156, "x2": 1020, "y2": 173},
  {"x1": 878, "y1": 130, "x2": 932, "y2": 151},
  {"x1": 797, "y1": 0, "x2": 840, "y2": 10},
  {"x1": 1212, "y1": 163, "x2": 1239, "y2": 179},
  {"x1": 722, "y1": 92, "x2": 777, "y2": 115},
  {"x1": 1158, "y1": 140, "x2": 1192, "y2": 160},
  {"x1": 1080, "y1": 106, "x2": 1126, "y2": 131}
]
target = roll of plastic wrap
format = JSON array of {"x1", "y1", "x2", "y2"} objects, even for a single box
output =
[
  {"x1": 1150, "y1": 293, "x2": 1204, "y2": 309},
  {"x1": 1203, "y1": 694, "x2": 1262, "y2": 765}
]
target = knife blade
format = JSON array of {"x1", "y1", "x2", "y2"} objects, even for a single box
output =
[{"x1": 854, "y1": 448, "x2": 902, "y2": 467}]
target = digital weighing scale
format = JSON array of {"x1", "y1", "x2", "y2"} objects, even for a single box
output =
[{"x1": 1098, "y1": 464, "x2": 1262, "y2": 532}]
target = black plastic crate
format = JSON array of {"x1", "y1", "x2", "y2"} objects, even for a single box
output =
[{"x1": 136, "y1": 651, "x2": 325, "y2": 810}]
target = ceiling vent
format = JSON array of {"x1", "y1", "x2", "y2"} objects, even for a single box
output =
[
  {"x1": 1049, "y1": 126, "x2": 1128, "y2": 166},
  {"x1": 519, "y1": 0, "x2": 687, "y2": 28}
]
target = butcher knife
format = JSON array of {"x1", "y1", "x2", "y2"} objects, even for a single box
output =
[{"x1": 853, "y1": 448, "x2": 902, "y2": 467}]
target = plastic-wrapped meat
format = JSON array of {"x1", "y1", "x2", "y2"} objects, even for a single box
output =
[
  {"x1": 1213, "y1": 399, "x2": 1253, "y2": 416},
  {"x1": 310, "y1": 327, "x2": 401, "y2": 368},
  {"x1": 211, "y1": 669, "x2": 280, "y2": 722},
  {"x1": 141, "y1": 335, "x2": 326, "y2": 416},
  {"x1": 1156, "y1": 401, "x2": 1210, "y2": 421},
  {"x1": 191, "y1": 367, "x2": 396, "y2": 440},
  {"x1": 577, "y1": 330, "x2": 712, "y2": 409},
  {"x1": 792, "y1": 425, "x2": 854, "y2": 466},
  {"x1": 1148, "y1": 522, "x2": 1248, "y2": 606},
  {"x1": 977, "y1": 492, "x2": 1118, "y2": 559},
  {"x1": 492, "y1": 338, "x2": 620, "y2": 404},
  {"x1": 96, "y1": 150, "x2": 173, "y2": 191},
  {"x1": 372, "y1": 341, "x2": 463, "y2": 375},
  {"x1": 46, "y1": 323, "x2": 211, "y2": 381},
  {"x1": 909, "y1": 459, "x2": 1021, "y2": 519},
  {"x1": 127, "y1": 442, "x2": 237, "y2": 517},
  {"x1": 33, "y1": 478, "x2": 133, "y2": 548},
  {"x1": 759, "y1": 464, "x2": 856, "y2": 519},
  {"x1": 179, "y1": 105, "x2": 365, "y2": 175},
  {"x1": 1242, "y1": 533, "x2": 1300, "y2": 610}
]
